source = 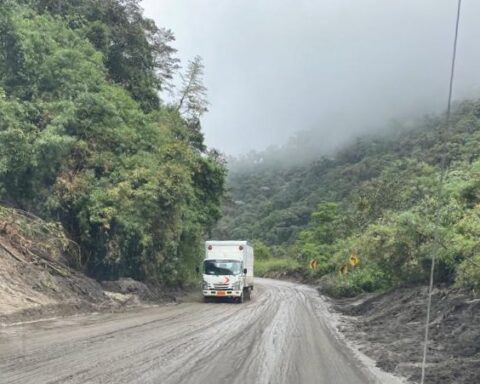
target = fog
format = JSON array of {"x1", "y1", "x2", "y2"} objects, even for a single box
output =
[{"x1": 142, "y1": 0, "x2": 480, "y2": 156}]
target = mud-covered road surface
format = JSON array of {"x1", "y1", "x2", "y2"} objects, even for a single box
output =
[{"x1": 0, "y1": 279, "x2": 405, "y2": 384}]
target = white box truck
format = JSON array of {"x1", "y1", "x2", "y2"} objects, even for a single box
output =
[{"x1": 202, "y1": 241, "x2": 254, "y2": 303}]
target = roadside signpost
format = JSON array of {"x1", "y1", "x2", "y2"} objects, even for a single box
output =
[
  {"x1": 339, "y1": 250, "x2": 360, "y2": 275},
  {"x1": 349, "y1": 252, "x2": 359, "y2": 266}
]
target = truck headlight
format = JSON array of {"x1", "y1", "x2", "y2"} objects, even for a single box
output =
[
  {"x1": 202, "y1": 280, "x2": 209, "y2": 289},
  {"x1": 232, "y1": 281, "x2": 241, "y2": 290}
]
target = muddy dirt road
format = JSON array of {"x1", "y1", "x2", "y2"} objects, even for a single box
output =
[{"x1": 0, "y1": 279, "x2": 404, "y2": 384}]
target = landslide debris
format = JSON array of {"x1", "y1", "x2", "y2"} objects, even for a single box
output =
[
  {"x1": 0, "y1": 206, "x2": 109, "y2": 323},
  {"x1": 333, "y1": 286, "x2": 480, "y2": 384},
  {"x1": 0, "y1": 207, "x2": 159, "y2": 324}
]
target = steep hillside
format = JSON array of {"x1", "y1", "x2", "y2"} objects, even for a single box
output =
[
  {"x1": 214, "y1": 100, "x2": 480, "y2": 295},
  {"x1": 0, "y1": 0, "x2": 225, "y2": 285}
]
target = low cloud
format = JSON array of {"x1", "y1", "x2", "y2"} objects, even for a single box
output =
[{"x1": 142, "y1": 0, "x2": 480, "y2": 156}]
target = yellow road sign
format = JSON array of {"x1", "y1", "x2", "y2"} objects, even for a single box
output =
[
  {"x1": 339, "y1": 263, "x2": 348, "y2": 275},
  {"x1": 309, "y1": 259, "x2": 318, "y2": 270},
  {"x1": 348, "y1": 249, "x2": 359, "y2": 266},
  {"x1": 349, "y1": 254, "x2": 359, "y2": 266}
]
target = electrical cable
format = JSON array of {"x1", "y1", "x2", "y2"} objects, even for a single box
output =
[{"x1": 420, "y1": 1, "x2": 462, "y2": 383}]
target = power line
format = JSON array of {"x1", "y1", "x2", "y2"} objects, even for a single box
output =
[{"x1": 420, "y1": 1, "x2": 462, "y2": 383}]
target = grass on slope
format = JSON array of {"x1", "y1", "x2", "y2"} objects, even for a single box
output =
[{"x1": 255, "y1": 257, "x2": 301, "y2": 277}]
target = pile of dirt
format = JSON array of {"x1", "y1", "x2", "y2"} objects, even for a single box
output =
[
  {"x1": 0, "y1": 235, "x2": 110, "y2": 324},
  {"x1": 0, "y1": 205, "x2": 206, "y2": 327},
  {"x1": 0, "y1": 206, "x2": 110, "y2": 323},
  {"x1": 0, "y1": 237, "x2": 176, "y2": 324},
  {"x1": 332, "y1": 286, "x2": 480, "y2": 384},
  {"x1": 0, "y1": 206, "x2": 168, "y2": 324},
  {"x1": 101, "y1": 278, "x2": 151, "y2": 298},
  {"x1": 260, "y1": 267, "x2": 311, "y2": 282}
]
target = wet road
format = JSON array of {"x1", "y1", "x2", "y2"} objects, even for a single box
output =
[{"x1": 0, "y1": 279, "x2": 403, "y2": 384}]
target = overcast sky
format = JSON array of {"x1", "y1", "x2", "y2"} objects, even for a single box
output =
[{"x1": 142, "y1": 0, "x2": 480, "y2": 156}]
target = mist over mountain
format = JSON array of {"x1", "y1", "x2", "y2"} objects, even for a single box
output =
[
  {"x1": 143, "y1": 0, "x2": 480, "y2": 156},
  {"x1": 226, "y1": 111, "x2": 433, "y2": 172},
  {"x1": 214, "y1": 98, "x2": 480, "y2": 298}
]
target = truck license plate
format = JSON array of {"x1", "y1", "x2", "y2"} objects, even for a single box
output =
[{"x1": 217, "y1": 291, "x2": 225, "y2": 296}]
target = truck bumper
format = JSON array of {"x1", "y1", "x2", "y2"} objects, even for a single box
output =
[{"x1": 203, "y1": 290, "x2": 242, "y2": 297}]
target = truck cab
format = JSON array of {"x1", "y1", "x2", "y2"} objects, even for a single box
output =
[{"x1": 202, "y1": 241, "x2": 254, "y2": 303}]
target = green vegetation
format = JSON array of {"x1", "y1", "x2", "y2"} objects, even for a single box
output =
[
  {"x1": 215, "y1": 102, "x2": 480, "y2": 296},
  {"x1": 254, "y1": 257, "x2": 300, "y2": 277},
  {"x1": 252, "y1": 240, "x2": 299, "y2": 276},
  {"x1": 0, "y1": 1, "x2": 225, "y2": 285},
  {"x1": 1, "y1": 0, "x2": 478, "y2": 296}
]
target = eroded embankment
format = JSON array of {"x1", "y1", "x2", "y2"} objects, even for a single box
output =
[
  {"x1": 0, "y1": 207, "x2": 185, "y2": 325},
  {"x1": 0, "y1": 238, "x2": 190, "y2": 325},
  {"x1": 333, "y1": 286, "x2": 480, "y2": 384},
  {"x1": 0, "y1": 237, "x2": 107, "y2": 323},
  {"x1": 0, "y1": 207, "x2": 112, "y2": 324}
]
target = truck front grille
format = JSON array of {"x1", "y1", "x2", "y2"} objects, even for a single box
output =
[{"x1": 213, "y1": 284, "x2": 230, "y2": 290}]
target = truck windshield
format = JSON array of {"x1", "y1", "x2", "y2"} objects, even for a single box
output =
[{"x1": 204, "y1": 260, "x2": 242, "y2": 276}]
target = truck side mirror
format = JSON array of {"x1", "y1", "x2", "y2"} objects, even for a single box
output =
[
  {"x1": 243, "y1": 268, "x2": 247, "y2": 274},
  {"x1": 195, "y1": 266, "x2": 200, "y2": 274}
]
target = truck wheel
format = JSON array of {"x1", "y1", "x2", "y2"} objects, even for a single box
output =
[
  {"x1": 204, "y1": 296, "x2": 210, "y2": 303},
  {"x1": 238, "y1": 291, "x2": 244, "y2": 304},
  {"x1": 247, "y1": 288, "x2": 252, "y2": 300}
]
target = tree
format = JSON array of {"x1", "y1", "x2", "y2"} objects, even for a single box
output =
[
  {"x1": 177, "y1": 56, "x2": 209, "y2": 121},
  {"x1": 25, "y1": 0, "x2": 180, "y2": 112},
  {"x1": 214, "y1": 95, "x2": 480, "y2": 295},
  {"x1": 0, "y1": 2, "x2": 226, "y2": 284}
]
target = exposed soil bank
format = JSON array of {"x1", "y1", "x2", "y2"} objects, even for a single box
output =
[
  {"x1": 332, "y1": 286, "x2": 480, "y2": 384},
  {"x1": 0, "y1": 234, "x2": 194, "y2": 325}
]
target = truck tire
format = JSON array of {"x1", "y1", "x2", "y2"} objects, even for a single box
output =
[
  {"x1": 244, "y1": 287, "x2": 251, "y2": 301},
  {"x1": 238, "y1": 291, "x2": 244, "y2": 304}
]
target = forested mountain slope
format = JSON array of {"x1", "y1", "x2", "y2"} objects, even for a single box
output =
[
  {"x1": 0, "y1": 0, "x2": 225, "y2": 285},
  {"x1": 214, "y1": 101, "x2": 480, "y2": 295}
]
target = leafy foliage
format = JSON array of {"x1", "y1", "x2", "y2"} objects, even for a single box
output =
[
  {"x1": 0, "y1": 1, "x2": 225, "y2": 284},
  {"x1": 177, "y1": 56, "x2": 209, "y2": 121},
  {"x1": 216, "y1": 101, "x2": 480, "y2": 295},
  {"x1": 254, "y1": 257, "x2": 300, "y2": 277},
  {"x1": 19, "y1": 0, "x2": 180, "y2": 112}
]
